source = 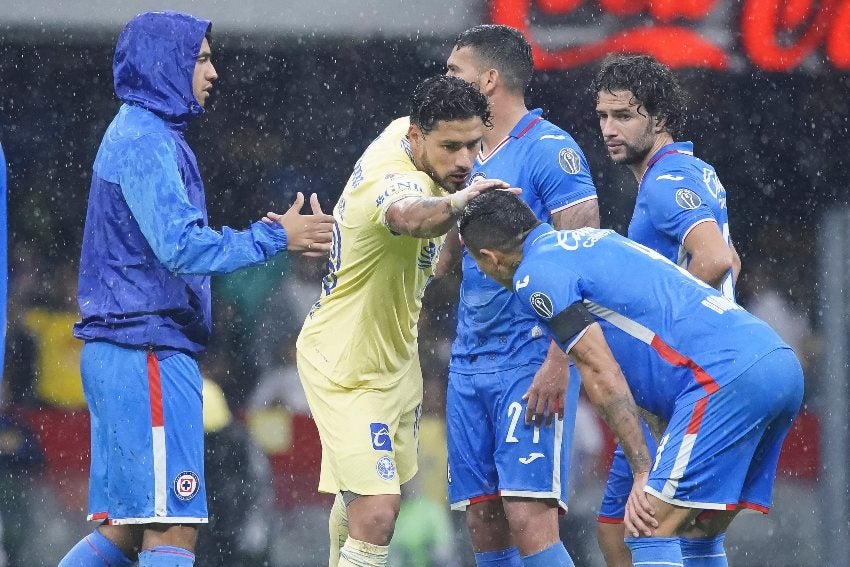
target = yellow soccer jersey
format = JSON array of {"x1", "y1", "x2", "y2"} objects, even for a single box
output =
[{"x1": 297, "y1": 117, "x2": 445, "y2": 389}]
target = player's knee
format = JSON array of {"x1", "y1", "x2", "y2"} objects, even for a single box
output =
[
  {"x1": 347, "y1": 496, "x2": 400, "y2": 545},
  {"x1": 503, "y1": 497, "x2": 557, "y2": 533},
  {"x1": 467, "y1": 499, "x2": 507, "y2": 531},
  {"x1": 466, "y1": 500, "x2": 511, "y2": 550}
]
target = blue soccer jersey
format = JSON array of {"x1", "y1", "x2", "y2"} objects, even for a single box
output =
[
  {"x1": 513, "y1": 224, "x2": 785, "y2": 418},
  {"x1": 629, "y1": 142, "x2": 735, "y2": 299},
  {"x1": 513, "y1": 225, "x2": 801, "y2": 512},
  {"x1": 451, "y1": 109, "x2": 597, "y2": 373}
]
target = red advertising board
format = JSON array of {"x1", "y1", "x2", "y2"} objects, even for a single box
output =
[{"x1": 490, "y1": 0, "x2": 850, "y2": 71}]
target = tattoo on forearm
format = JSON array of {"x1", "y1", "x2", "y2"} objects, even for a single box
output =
[{"x1": 599, "y1": 395, "x2": 653, "y2": 471}]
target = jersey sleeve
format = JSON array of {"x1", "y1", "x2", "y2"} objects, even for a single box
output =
[
  {"x1": 529, "y1": 137, "x2": 597, "y2": 214},
  {"x1": 645, "y1": 168, "x2": 717, "y2": 245},
  {"x1": 117, "y1": 133, "x2": 288, "y2": 275},
  {"x1": 514, "y1": 259, "x2": 590, "y2": 352},
  {"x1": 374, "y1": 172, "x2": 436, "y2": 231}
]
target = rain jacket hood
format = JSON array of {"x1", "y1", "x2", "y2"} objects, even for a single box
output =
[
  {"x1": 75, "y1": 11, "x2": 287, "y2": 356},
  {"x1": 113, "y1": 11, "x2": 211, "y2": 125}
]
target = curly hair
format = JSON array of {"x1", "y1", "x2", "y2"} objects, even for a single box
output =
[
  {"x1": 453, "y1": 24, "x2": 533, "y2": 95},
  {"x1": 409, "y1": 75, "x2": 492, "y2": 134},
  {"x1": 591, "y1": 54, "x2": 687, "y2": 139}
]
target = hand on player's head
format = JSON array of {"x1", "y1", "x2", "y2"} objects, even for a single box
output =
[{"x1": 454, "y1": 178, "x2": 520, "y2": 212}]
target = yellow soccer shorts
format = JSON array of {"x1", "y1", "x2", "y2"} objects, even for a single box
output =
[{"x1": 297, "y1": 352, "x2": 423, "y2": 496}]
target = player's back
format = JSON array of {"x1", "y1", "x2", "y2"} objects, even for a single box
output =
[
  {"x1": 452, "y1": 110, "x2": 597, "y2": 374},
  {"x1": 516, "y1": 226, "x2": 786, "y2": 418},
  {"x1": 297, "y1": 118, "x2": 446, "y2": 389}
]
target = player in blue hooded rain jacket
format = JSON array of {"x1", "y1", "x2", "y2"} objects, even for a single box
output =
[{"x1": 61, "y1": 11, "x2": 334, "y2": 567}]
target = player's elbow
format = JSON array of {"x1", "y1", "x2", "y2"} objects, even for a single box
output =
[
  {"x1": 385, "y1": 209, "x2": 441, "y2": 238},
  {"x1": 691, "y1": 250, "x2": 734, "y2": 288}
]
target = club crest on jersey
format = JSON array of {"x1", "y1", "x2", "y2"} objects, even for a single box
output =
[
  {"x1": 370, "y1": 422, "x2": 393, "y2": 451},
  {"x1": 558, "y1": 148, "x2": 581, "y2": 174},
  {"x1": 530, "y1": 292, "x2": 555, "y2": 319},
  {"x1": 376, "y1": 456, "x2": 397, "y2": 480},
  {"x1": 469, "y1": 172, "x2": 487, "y2": 186},
  {"x1": 675, "y1": 188, "x2": 702, "y2": 210},
  {"x1": 174, "y1": 471, "x2": 200, "y2": 501}
]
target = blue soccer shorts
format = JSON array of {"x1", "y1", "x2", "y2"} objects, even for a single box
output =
[
  {"x1": 446, "y1": 361, "x2": 580, "y2": 511},
  {"x1": 81, "y1": 341, "x2": 208, "y2": 524},
  {"x1": 597, "y1": 419, "x2": 658, "y2": 524},
  {"x1": 645, "y1": 347, "x2": 804, "y2": 512}
]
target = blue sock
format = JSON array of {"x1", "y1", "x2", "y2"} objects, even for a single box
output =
[
  {"x1": 475, "y1": 547, "x2": 523, "y2": 566},
  {"x1": 680, "y1": 534, "x2": 728, "y2": 566},
  {"x1": 138, "y1": 546, "x2": 195, "y2": 567},
  {"x1": 625, "y1": 537, "x2": 683, "y2": 566},
  {"x1": 522, "y1": 542, "x2": 575, "y2": 566},
  {"x1": 58, "y1": 530, "x2": 133, "y2": 566}
]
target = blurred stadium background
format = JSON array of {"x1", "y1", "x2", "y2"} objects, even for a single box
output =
[{"x1": 0, "y1": 1, "x2": 848, "y2": 565}]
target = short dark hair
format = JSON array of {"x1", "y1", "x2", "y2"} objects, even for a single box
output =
[
  {"x1": 409, "y1": 75, "x2": 492, "y2": 134},
  {"x1": 591, "y1": 54, "x2": 687, "y2": 138},
  {"x1": 454, "y1": 24, "x2": 533, "y2": 94},
  {"x1": 459, "y1": 191, "x2": 540, "y2": 253}
]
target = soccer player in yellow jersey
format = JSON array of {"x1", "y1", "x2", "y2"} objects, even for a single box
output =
[{"x1": 297, "y1": 75, "x2": 512, "y2": 567}]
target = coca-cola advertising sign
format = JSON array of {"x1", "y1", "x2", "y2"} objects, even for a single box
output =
[{"x1": 489, "y1": 0, "x2": 850, "y2": 71}]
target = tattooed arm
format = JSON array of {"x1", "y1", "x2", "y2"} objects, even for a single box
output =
[
  {"x1": 569, "y1": 323, "x2": 651, "y2": 474},
  {"x1": 568, "y1": 323, "x2": 657, "y2": 535},
  {"x1": 385, "y1": 178, "x2": 513, "y2": 238}
]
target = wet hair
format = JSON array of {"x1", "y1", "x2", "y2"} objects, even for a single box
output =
[
  {"x1": 458, "y1": 191, "x2": 540, "y2": 253},
  {"x1": 409, "y1": 75, "x2": 492, "y2": 134},
  {"x1": 591, "y1": 54, "x2": 687, "y2": 139},
  {"x1": 453, "y1": 24, "x2": 533, "y2": 94}
]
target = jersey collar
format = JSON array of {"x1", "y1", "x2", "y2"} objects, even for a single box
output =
[
  {"x1": 480, "y1": 109, "x2": 544, "y2": 163},
  {"x1": 509, "y1": 108, "x2": 544, "y2": 139},
  {"x1": 645, "y1": 141, "x2": 695, "y2": 171}
]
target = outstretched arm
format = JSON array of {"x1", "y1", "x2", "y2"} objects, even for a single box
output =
[{"x1": 384, "y1": 178, "x2": 514, "y2": 238}]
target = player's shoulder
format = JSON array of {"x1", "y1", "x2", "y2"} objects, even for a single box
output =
[
  {"x1": 110, "y1": 104, "x2": 172, "y2": 142},
  {"x1": 527, "y1": 118, "x2": 581, "y2": 151},
  {"x1": 520, "y1": 116, "x2": 586, "y2": 173}
]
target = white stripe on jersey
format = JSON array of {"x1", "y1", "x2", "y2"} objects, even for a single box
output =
[{"x1": 584, "y1": 301, "x2": 655, "y2": 345}]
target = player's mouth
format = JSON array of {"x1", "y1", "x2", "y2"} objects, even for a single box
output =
[{"x1": 449, "y1": 172, "x2": 469, "y2": 183}]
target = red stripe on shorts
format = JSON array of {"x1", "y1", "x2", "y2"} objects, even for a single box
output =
[
  {"x1": 147, "y1": 352, "x2": 164, "y2": 428},
  {"x1": 469, "y1": 492, "x2": 502, "y2": 505},
  {"x1": 650, "y1": 335, "x2": 720, "y2": 395},
  {"x1": 686, "y1": 397, "x2": 710, "y2": 435}
]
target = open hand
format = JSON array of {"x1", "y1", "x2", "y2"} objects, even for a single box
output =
[{"x1": 264, "y1": 192, "x2": 335, "y2": 257}]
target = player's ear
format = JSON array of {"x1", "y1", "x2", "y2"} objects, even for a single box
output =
[
  {"x1": 654, "y1": 115, "x2": 667, "y2": 133},
  {"x1": 407, "y1": 123, "x2": 423, "y2": 146},
  {"x1": 478, "y1": 248, "x2": 502, "y2": 269},
  {"x1": 481, "y1": 68, "x2": 499, "y2": 96}
]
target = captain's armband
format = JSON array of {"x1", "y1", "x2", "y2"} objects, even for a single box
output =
[{"x1": 549, "y1": 302, "x2": 595, "y2": 344}]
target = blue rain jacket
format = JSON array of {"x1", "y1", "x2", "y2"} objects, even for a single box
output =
[{"x1": 74, "y1": 11, "x2": 287, "y2": 356}]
